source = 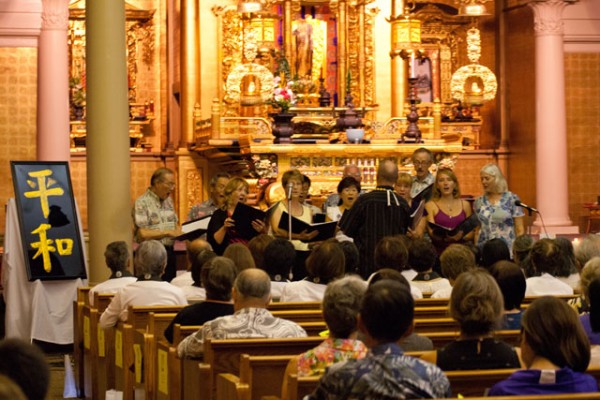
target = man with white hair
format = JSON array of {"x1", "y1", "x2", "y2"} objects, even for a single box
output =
[{"x1": 177, "y1": 268, "x2": 307, "y2": 358}]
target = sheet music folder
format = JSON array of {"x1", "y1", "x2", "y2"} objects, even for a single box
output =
[
  {"x1": 278, "y1": 211, "x2": 337, "y2": 242},
  {"x1": 230, "y1": 203, "x2": 276, "y2": 240},
  {"x1": 176, "y1": 215, "x2": 211, "y2": 241},
  {"x1": 428, "y1": 213, "x2": 480, "y2": 237}
]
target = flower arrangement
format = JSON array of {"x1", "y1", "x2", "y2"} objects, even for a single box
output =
[
  {"x1": 432, "y1": 154, "x2": 458, "y2": 173},
  {"x1": 268, "y1": 76, "x2": 296, "y2": 113}
]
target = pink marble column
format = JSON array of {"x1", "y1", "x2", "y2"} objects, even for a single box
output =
[
  {"x1": 37, "y1": 0, "x2": 71, "y2": 162},
  {"x1": 529, "y1": 0, "x2": 578, "y2": 234}
]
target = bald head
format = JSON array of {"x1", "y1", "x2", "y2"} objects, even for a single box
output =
[
  {"x1": 377, "y1": 159, "x2": 399, "y2": 186},
  {"x1": 234, "y1": 268, "x2": 271, "y2": 302},
  {"x1": 186, "y1": 238, "x2": 212, "y2": 264},
  {"x1": 343, "y1": 164, "x2": 362, "y2": 183}
]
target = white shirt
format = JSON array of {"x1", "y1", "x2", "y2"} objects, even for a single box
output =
[
  {"x1": 170, "y1": 271, "x2": 194, "y2": 287},
  {"x1": 525, "y1": 273, "x2": 574, "y2": 296},
  {"x1": 557, "y1": 273, "x2": 580, "y2": 291},
  {"x1": 270, "y1": 280, "x2": 290, "y2": 301},
  {"x1": 402, "y1": 269, "x2": 418, "y2": 281},
  {"x1": 279, "y1": 280, "x2": 327, "y2": 302},
  {"x1": 370, "y1": 270, "x2": 422, "y2": 299},
  {"x1": 410, "y1": 278, "x2": 452, "y2": 296},
  {"x1": 431, "y1": 286, "x2": 453, "y2": 299},
  {"x1": 181, "y1": 285, "x2": 206, "y2": 302},
  {"x1": 99, "y1": 281, "x2": 187, "y2": 328},
  {"x1": 89, "y1": 277, "x2": 138, "y2": 306}
]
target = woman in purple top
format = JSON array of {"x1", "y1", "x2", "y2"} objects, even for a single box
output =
[
  {"x1": 489, "y1": 297, "x2": 598, "y2": 396},
  {"x1": 425, "y1": 168, "x2": 474, "y2": 255}
]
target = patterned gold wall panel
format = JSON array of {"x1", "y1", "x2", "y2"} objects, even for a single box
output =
[
  {"x1": 0, "y1": 48, "x2": 38, "y2": 235},
  {"x1": 566, "y1": 52, "x2": 600, "y2": 232}
]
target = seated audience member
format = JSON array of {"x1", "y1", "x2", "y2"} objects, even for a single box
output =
[
  {"x1": 0, "y1": 375, "x2": 26, "y2": 400},
  {"x1": 279, "y1": 240, "x2": 345, "y2": 302},
  {"x1": 373, "y1": 235, "x2": 423, "y2": 299},
  {"x1": 421, "y1": 269, "x2": 520, "y2": 370},
  {"x1": 99, "y1": 240, "x2": 187, "y2": 328},
  {"x1": 262, "y1": 238, "x2": 296, "y2": 300},
  {"x1": 223, "y1": 242, "x2": 256, "y2": 271},
  {"x1": 408, "y1": 238, "x2": 451, "y2": 295},
  {"x1": 580, "y1": 276, "x2": 600, "y2": 345},
  {"x1": 164, "y1": 256, "x2": 236, "y2": 343},
  {"x1": 177, "y1": 269, "x2": 307, "y2": 358},
  {"x1": 180, "y1": 249, "x2": 217, "y2": 302},
  {"x1": 307, "y1": 280, "x2": 451, "y2": 399},
  {"x1": 431, "y1": 244, "x2": 477, "y2": 298},
  {"x1": 0, "y1": 339, "x2": 50, "y2": 400},
  {"x1": 171, "y1": 238, "x2": 212, "y2": 287},
  {"x1": 490, "y1": 260, "x2": 526, "y2": 329},
  {"x1": 338, "y1": 240, "x2": 360, "y2": 275},
  {"x1": 572, "y1": 257, "x2": 600, "y2": 314},
  {"x1": 526, "y1": 239, "x2": 574, "y2": 296},
  {"x1": 575, "y1": 235, "x2": 600, "y2": 271},
  {"x1": 555, "y1": 237, "x2": 581, "y2": 290},
  {"x1": 247, "y1": 234, "x2": 274, "y2": 270},
  {"x1": 512, "y1": 234, "x2": 534, "y2": 270},
  {"x1": 489, "y1": 297, "x2": 598, "y2": 396},
  {"x1": 368, "y1": 268, "x2": 433, "y2": 352},
  {"x1": 479, "y1": 238, "x2": 511, "y2": 269},
  {"x1": 89, "y1": 241, "x2": 137, "y2": 305},
  {"x1": 285, "y1": 276, "x2": 368, "y2": 381}
]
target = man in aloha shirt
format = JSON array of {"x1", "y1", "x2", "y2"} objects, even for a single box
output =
[
  {"x1": 308, "y1": 280, "x2": 451, "y2": 400},
  {"x1": 187, "y1": 172, "x2": 230, "y2": 221},
  {"x1": 177, "y1": 269, "x2": 306, "y2": 358},
  {"x1": 133, "y1": 167, "x2": 181, "y2": 281}
]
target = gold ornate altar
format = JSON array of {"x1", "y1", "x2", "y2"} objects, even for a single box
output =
[{"x1": 67, "y1": 1, "x2": 157, "y2": 151}]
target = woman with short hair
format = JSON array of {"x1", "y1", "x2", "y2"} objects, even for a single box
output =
[
  {"x1": 421, "y1": 269, "x2": 520, "y2": 370},
  {"x1": 490, "y1": 296, "x2": 598, "y2": 395}
]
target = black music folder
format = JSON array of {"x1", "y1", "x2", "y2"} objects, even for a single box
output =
[{"x1": 278, "y1": 211, "x2": 337, "y2": 242}]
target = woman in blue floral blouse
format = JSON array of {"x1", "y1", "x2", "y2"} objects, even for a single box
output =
[{"x1": 474, "y1": 163, "x2": 525, "y2": 254}]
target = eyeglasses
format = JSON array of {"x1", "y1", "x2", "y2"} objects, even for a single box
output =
[{"x1": 161, "y1": 180, "x2": 176, "y2": 188}]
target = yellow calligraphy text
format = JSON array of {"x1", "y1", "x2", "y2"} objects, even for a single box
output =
[
  {"x1": 24, "y1": 169, "x2": 64, "y2": 218},
  {"x1": 31, "y1": 223, "x2": 55, "y2": 272}
]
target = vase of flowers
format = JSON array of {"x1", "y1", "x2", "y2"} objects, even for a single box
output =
[{"x1": 268, "y1": 76, "x2": 297, "y2": 143}]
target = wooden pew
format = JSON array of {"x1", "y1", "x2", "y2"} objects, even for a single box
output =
[
  {"x1": 413, "y1": 317, "x2": 459, "y2": 334},
  {"x1": 414, "y1": 306, "x2": 449, "y2": 319},
  {"x1": 181, "y1": 337, "x2": 324, "y2": 400},
  {"x1": 285, "y1": 374, "x2": 319, "y2": 400},
  {"x1": 424, "y1": 329, "x2": 521, "y2": 349},
  {"x1": 268, "y1": 301, "x2": 321, "y2": 311},
  {"x1": 215, "y1": 354, "x2": 295, "y2": 400},
  {"x1": 73, "y1": 287, "x2": 90, "y2": 397},
  {"x1": 132, "y1": 313, "x2": 177, "y2": 400},
  {"x1": 112, "y1": 305, "x2": 183, "y2": 400},
  {"x1": 270, "y1": 309, "x2": 323, "y2": 323},
  {"x1": 81, "y1": 292, "x2": 115, "y2": 399}
]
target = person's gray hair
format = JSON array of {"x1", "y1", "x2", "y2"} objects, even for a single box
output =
[
  {"x1": 480, "y1": 163, "x2": 508, "y2": 194},
  {"x1": 575, "y1": 235, "x2": 600, "y2": 268},
  {"x1": 580, "y1": 257, "x2": 600, "y2": 300},
  {"x1": 323, "y1": 276, "x2": 367, "y2": 339},
  {"x1": 150, "y1": 167, "x2": 174, "y2": 186},
  {"x1": 412, "y1": 147, "x2": 433, "y2": 163},
  {"x1": 104, "y1": 241, "x2": 129, "y2": 272},
  {"x1": 234, "y1": 269, "x2": 271, "y2": 300},
  {"x1": 134, "y1": 240, "x2": 167, "y2": 277}
]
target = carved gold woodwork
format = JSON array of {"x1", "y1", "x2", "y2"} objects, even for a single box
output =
[{"x1": 68, "y1": 1, "x2": 155, "y2": 103}]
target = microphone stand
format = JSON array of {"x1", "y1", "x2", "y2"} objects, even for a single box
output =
[{"x1": 288, "y1": 195, "x2": 293, "y2": 242}]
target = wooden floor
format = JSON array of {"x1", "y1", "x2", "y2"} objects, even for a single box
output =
[{"x1": 46, "y1": 353, "x2": 68, "y2": 400}]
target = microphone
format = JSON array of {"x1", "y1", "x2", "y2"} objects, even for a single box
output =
[
  {"x1": 287, "y1": 183, "x2": 294, "y2": 200},
  {"x1": 515, "y1": 200, "x2": 538, "y2": 213}
]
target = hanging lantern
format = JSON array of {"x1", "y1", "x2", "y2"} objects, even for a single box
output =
[{"x1": 391, "y1": 8, "x2": 422, "y2": 53}]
